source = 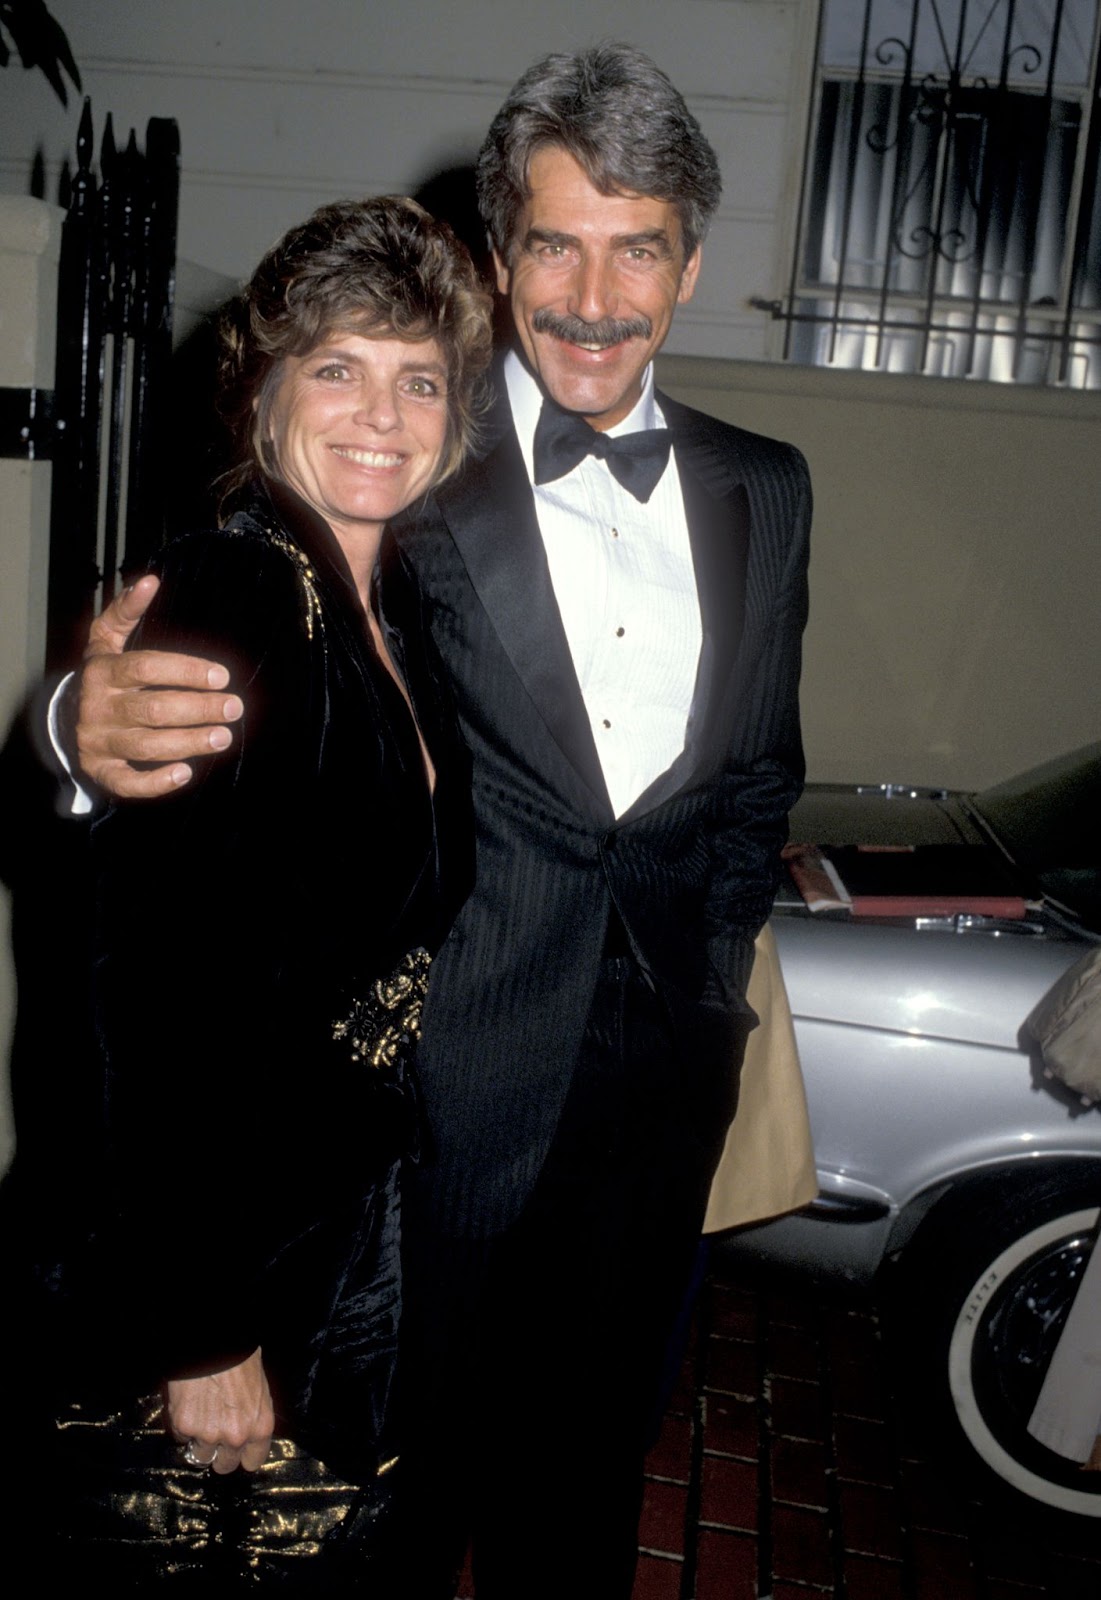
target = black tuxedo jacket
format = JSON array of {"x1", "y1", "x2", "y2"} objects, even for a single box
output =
[{"x1": 386, "y1": 379, "x2": 811, "y2": 1238}]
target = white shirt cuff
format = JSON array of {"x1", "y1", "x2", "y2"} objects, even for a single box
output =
[{"x1": 48, "y1": 672, "x2": 94, "y2": 816}]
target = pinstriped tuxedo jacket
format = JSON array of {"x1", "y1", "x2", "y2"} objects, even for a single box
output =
[{"x1": 386, "y1": 375, "x2": 811, "y2": 1238}]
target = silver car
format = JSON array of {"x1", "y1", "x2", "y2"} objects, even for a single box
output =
[{"x1": 724, "y1": 743, "x2": 1101, "y2": 1523}]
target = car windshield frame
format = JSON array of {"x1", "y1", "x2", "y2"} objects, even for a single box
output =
[{"x1": 968, "y1": 743, "x2": 1101, "y2": 932}]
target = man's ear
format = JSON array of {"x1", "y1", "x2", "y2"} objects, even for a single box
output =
[
  {"x1": 492, "y1": 246, "x2": 511, "y2": 296},
  {"x1": 677, "y1": 246, "x2": 703, "y2": 306}
]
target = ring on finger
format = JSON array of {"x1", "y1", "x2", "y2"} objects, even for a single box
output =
[{"x1": 183, "y1": 1439, "x2": 218, "y2": 1469}]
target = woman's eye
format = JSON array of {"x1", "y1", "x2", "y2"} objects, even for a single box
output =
[
  {"x1": 404, "y1": 376, "x2": 442, "y2": 398},
  {"x1": 314, "y1": 363, "x2": 349, "y2": 381}
]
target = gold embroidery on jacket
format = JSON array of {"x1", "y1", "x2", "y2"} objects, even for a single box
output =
[
  {"x1": 332, "y1": 948, "x2": 431, "y2": 1068},
  {"x1": 262, "y1": 526, "x2": 323, "y2": 640}
]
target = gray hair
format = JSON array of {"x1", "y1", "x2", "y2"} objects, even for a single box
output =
[{"x1": 476, "y1": 43, "x2": 722, "y2": 262}]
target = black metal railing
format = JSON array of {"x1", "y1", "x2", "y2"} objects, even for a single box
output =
[
  {"x1": 767, "y1": 0, "x2": 1101, "y2": 387},
  {"x1": 45, "y1": 100, "x2": 179, "y2": 669}
]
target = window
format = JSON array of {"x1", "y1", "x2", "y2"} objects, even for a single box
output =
[{"x1": 772, "y1": 0, "x2": 1101, "y2": 386}]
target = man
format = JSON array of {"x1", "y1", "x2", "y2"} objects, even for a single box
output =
[{"x1": 69, "y1": 44, "x2": 810, "y2": 1598}]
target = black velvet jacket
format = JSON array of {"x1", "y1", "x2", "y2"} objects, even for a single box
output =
[{"x1": 80, "y1": 481, "x2": 472, "y2": 1407}]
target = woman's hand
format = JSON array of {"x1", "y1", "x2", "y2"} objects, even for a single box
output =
[{"x1": 167, "y1": 1347, "x2": 275, "y2": 1474}]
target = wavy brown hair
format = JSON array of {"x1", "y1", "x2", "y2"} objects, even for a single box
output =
[{"x1": 218, "y1": 196, "x2": 493, "y2": 504}]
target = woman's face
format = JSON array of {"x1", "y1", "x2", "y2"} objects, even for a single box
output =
[{"x1": 265, "y1": 331, "x2": 450, "y2": 540}]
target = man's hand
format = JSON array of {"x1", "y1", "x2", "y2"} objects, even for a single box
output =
[
  {"x1": 167, "y1": 1347, "x2": 275, "y2": 1474},
  {"x1": 77, "y1": 574, "x2": 243, "y2": 798}
]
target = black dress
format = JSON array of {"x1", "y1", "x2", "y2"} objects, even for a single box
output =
[{"x1": 11, "y1": 479, "x2": 473, "y2": 1588}]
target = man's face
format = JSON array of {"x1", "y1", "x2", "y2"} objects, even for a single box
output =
[{"x1": 494, "y1": 145, "x2": 702, "y2": 432}]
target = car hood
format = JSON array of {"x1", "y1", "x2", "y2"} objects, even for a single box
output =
[
  {"x1": 778, "y1": 780, "x2": 1084, "y2": 1050},
  {"x1": 772, "y1": 914, "x2": 1082, "y2": 1052}
]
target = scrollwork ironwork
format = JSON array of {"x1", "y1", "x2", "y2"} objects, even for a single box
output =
[{"x1": 776, "y1": 0, "x2": 1100, "y2": 386}]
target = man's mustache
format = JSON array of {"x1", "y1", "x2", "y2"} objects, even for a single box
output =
[{"x1": 531, "y1": 309, "x2": 653, "y2": 346}]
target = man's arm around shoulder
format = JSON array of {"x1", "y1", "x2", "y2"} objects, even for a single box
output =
[{"x1": 49, "y1": 575, "x2": 243, "y2": 806}]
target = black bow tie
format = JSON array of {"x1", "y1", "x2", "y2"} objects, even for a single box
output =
[{"x1": 532, "y1": 401, "x2": 672, "y2": 504}]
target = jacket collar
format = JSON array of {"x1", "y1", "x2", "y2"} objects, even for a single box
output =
[{"x1": 238, "y1": 476, "x2": 367, "y2": 615}]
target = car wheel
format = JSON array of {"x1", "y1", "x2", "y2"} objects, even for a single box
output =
[{"x1": 897, "y1": 1170, "x2": 1101, "y2": 1521}]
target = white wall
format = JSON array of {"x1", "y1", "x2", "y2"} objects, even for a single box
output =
[
  {"x1": 660, "y1": 354, "x2": 1101, "y2": 791},
  {"x1": 0, "y1": 197, "x2": 63, "y2": 1172},
  {"x1": 0, "y1": 0, "x2": 816, "y2": 361}
]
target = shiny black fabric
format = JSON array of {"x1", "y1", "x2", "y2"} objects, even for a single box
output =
[
  {"x1": 9, "y1": 481, "x2": 473, "y2": 1572},
  {"x1": 31, "y1": 1176, "x2": 402, "y2": 1592}
]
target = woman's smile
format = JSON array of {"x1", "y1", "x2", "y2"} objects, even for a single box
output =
[{"x1": 266, "y1": 331, "x2": 450, "y2": 547}]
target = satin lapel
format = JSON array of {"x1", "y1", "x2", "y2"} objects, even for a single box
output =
[
  {"x1": 621, "y1": 404, "x2": 750, "y2": 820},
  {"x1": 681, "y1": 461, "x2": 749, "y2": 754},
  {"x1": 433, "y1": 401, "x2": 611, "y2": 810}
]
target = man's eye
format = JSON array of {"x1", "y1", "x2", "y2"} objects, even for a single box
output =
[
  {"x1": 539, "y1": 244, "x2": 568, "y2": 260},
  {"x1": 626, "y1": 248, "x2": 655, "y2": 262}
]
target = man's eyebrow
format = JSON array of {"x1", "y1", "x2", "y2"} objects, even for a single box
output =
[
  {"x1": 521, "y1": 226, "x2": 678, "y2": 257},
  {"x1": 523, "y1": 227, "x2": 580, "y2": 251},
  {"x1": 612, "y1": 229, "x2": 677, "y2": 256}
]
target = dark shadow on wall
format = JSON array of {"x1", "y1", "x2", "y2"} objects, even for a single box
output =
[
  {"x1": 413, "y1": 164, "x2": 511, "y2": 350},
  {"x1": 156, "y1": 308, "x2": 233, "y2": 547},
  {"x1": 413, "y1": 164, "x2": 487, "y2": 273}
]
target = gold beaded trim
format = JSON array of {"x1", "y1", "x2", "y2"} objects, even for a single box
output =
[
  {"x1": 262, "y1": 525, "x2": 323, "y2": 640},
  {"x1": 332, "y1": 948, "x2": 431, "y2": 1069}
]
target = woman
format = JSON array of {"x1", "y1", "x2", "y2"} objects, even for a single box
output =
[{"x1": 20, "y1": 196, "x2": 490, "y2": 1586}]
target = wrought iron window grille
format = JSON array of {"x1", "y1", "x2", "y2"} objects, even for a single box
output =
[{"x1": 766, "y1": 0, "x2": 1101, "y2": 387}]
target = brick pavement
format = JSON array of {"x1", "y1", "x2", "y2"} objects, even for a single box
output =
[
  {"x1": 454, "y1": 1267, "x2": 1101, "y2": 1599},
  {"x1": 633, "y1": 1270, "x2": 1101, "y2": 1600}
]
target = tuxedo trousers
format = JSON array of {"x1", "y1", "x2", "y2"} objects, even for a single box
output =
[{"x1": 393, "y1": 954, "x2": 742, "y2": 1599}]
